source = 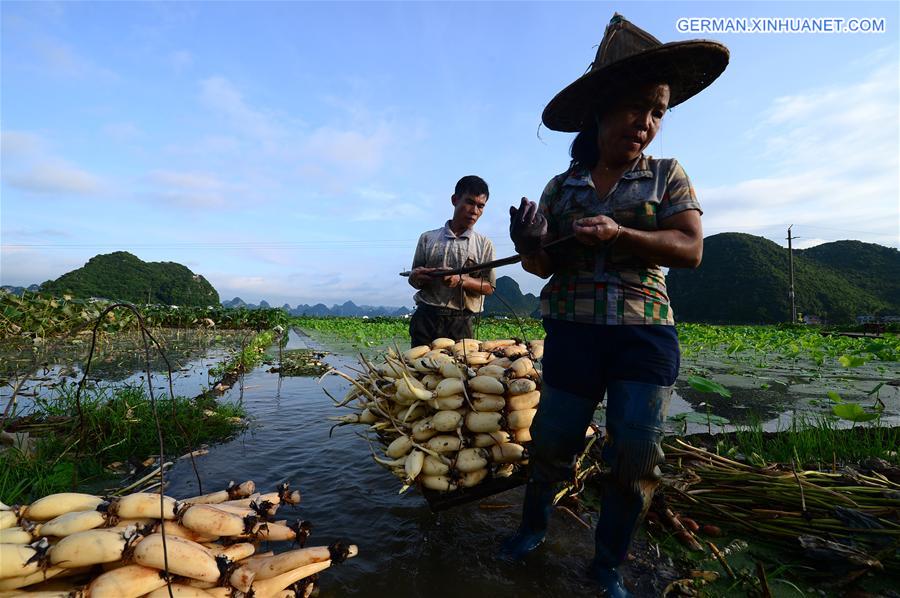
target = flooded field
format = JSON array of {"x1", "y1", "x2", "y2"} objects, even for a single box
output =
[
  {"x1": 1, "y1": 329, "x2": 258, "y2": 412},
  {"x1": 294, "y1": 318, "x2": 900, "y2": 435},
  {"x1": 672, "y1": 355, "x2": 899, "y2": 433},
  {"x1": 5, "y1": 323, "x2": 895, "y2": 435},
  {"x1": 2, "y1": 320, "x2": 896, "y2": 596},
  {"x1": 157, "y1": 330, "x2": 623, "y2": 598}
]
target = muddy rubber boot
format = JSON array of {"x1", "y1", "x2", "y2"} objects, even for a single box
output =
[
  {"x1": 499, "y1": 480, "x2": 556, "y2": 561},
  {"x1": 591, "y1": 381, "x2": 671, "y2": 597},
  {"x1": 592, "y1": 565, "x2": 631, "y2": 598}
]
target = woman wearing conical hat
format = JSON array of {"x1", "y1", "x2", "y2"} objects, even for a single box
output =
[{"x1": 504, "y1": 14, "x2": 728, "y2": 596}]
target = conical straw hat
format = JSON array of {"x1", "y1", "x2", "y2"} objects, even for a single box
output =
[{"x1": 542, "y1": 14, "x2": 729, "y2": 132}]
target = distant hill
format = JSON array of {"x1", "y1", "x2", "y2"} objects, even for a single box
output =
[
  {"x1": 40, "y1": 252, "x2": 219, "y2": 307},
  {"x1": 224, "y1": 296, "x2": 412, "y2": 317},
  {"x1": 484, "y1": 276, "x2": 540, "y2": 318},
  {"x1": 667, "y1": 234, "x2": 898, "y2": 324},
  {"x1": 800, "y1": 240, "x2": 900, "y2": 308},
  {"x1": 0, "y1": 284, "x2": 40, "y2": 296},
  {"x1": 478, "y1": 237, "x2": 898, "y2": 324}
]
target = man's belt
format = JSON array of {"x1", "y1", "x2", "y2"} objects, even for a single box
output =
[{"x1": 416, "y1": 304, "x2": 474, "y2": 317}]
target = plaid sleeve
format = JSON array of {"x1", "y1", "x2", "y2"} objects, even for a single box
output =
[
  {"x1": 537, "y1": 175, "x2": 563, "y2": 242},
  {"x1": 658, "y1": 159, "x2": 702, "y2": 221}
]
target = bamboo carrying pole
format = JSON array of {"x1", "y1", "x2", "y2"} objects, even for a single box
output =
[{"x1": 398, "y1": 234, "x2": 576, "y2": 277}]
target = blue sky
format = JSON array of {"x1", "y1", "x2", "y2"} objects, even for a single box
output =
[{"x1": 2, "y1": 1, "x2": 898, "y2": 308}]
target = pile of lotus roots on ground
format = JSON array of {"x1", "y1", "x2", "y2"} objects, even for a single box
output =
[
  {"x1": 0, "y1": 481, "x2": 357, "y2": 597},
  {"x1": 326, "y1": 337, "x2": 591, "y2": 494}
]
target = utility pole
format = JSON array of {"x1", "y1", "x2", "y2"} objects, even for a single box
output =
[{"x1": 787, "y1": 225, "x2": 797, "y2": 324}]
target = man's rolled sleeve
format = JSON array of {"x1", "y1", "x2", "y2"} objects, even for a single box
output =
[
  {"x1": 411, "y1": 234, "x2": 427, "y2": 269},
  {"x1": 482, "y1": 239, "x2": 497, "y2": 288},
  {"x1": 658, "y1": 160, "x2": 702, "y2": 221}
]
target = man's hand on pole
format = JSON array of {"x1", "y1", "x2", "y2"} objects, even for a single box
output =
[
  {"x1": 409, "y1": 267, "x2": 439, "y2": 289},
  {"x1": 442, "y1": 273, "x2": 463, "y2": 288}
]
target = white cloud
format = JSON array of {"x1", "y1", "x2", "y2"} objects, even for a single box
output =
[
  {"x1": 355, "y1": 186, "x2": 399, "y2": 202},
  {"x1": 1, "y1": 131, "x2": 42, "y2": 158},
  {"x1": 302, "y1": 123, "x2": 393, "y2": 175},
  {"x1": 31, "y1": 35, "x2": 117, "y2": 80},
  {"x1": 0, "y1": 246, "x2": 84, "y2": 286},
  {"x1": 148, "y1": 170, "x2": 223, "y2": 190},
  {"x1": 354, "y1": 203, "x2": 426, "y2": 222},
  {"x1": 794, "y1": 238, "x2": 829, "y2": 250},
  {"x1": 1, "y1": 130, "x2": 107, "y2": 196},
  {"x1": 102, "y1": 122, "x2": 142, "y2": 141},
  {"x1": 704, "y1": 56, "x2": 899, "y2": 248},
  {"x1": 5, "y1": 161, "x2": 103, "y2": 195},
  {"x1": 194, "y1": 76, "x2": 414, "y2": 193},
  {"x1": 143, "y1": 170, "x2": 228, "y2": 208},
  {"x1": 163, "y1": 135, "x2": 241, "y2": 157},
  {"x1": 199, "y1": 76, "x2": 282, "y2": 145},
  {"x1": 170, "y1": 50, "x2": 193, "y2": 72},
  {"x1": 2, "y1": 228, "x2": 71, "y2": 240}
]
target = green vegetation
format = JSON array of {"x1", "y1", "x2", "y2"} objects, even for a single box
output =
[
  {"x1": 40, "y1": 251, "x2": 220, "y2": 307},
  {"x1": 677, "y1": 322, "x2": 900, "y2": 364},
  {"x1": 717, "y1": 414, "x2": 899, "y2": 466},
  {"x1": 658, "y1": 439, "x2": 899, "y2": 592},
  {"x1": 208, "y1": 330, "x2": 278, "y2": 379},
  {"x1": 667, "y1": 233, "x2": 899, "y2": 323},
  {"x1": 0, "y1": 300, "x2": 283, "y2": 503},
  {"x1": 293, "y1": 316, "x2": 899, "y2": 364},
  {"x1": 803, "y1": 239, "x2": 900, "y2": 308},
  {"x1": 296, "y1": 316, "x2": 899, "y2": 461},
  {"x1": 0, "y1": 291, "x2": 289, "y2": 339},
  {"x1": 293, "y1": 315, "x2": 544, "y2": 353},
  {"x1": 278, "y1": 349, "x2": 329, "y2": 377},
  {"x1": 1, "y1": 385, "x2": 245, "y2": 503}
]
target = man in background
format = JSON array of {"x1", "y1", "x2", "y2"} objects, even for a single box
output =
[{"x1": 407, "y1": 175, "x2": 496, "y2": 347}]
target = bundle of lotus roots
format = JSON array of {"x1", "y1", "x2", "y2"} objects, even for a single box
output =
[
  {"x1": 327, "y1": 337, "x2": 590, "y2": 494},
  {"x1": 0, "y1": 481, "x2": 358, "y2": 597}
]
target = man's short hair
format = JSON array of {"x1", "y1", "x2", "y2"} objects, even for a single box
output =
[{"x1": 455, "y1": 175, "x2": 489, "y2": 199}]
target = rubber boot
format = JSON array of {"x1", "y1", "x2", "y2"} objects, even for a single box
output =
[
  {"x1": 591, "y1": 380, "x2": 671, "y2": 597},
  {"x1": 499, "y1": 480, "x2": 556, "y2": 561},
  {"x1": 590, "y1": 564, "x2": 631, "y2": 598}
]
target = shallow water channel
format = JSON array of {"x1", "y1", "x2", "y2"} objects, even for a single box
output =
[
  {"x1": 157, "y1": 330, "x2": 606, "y2": 598},
  {"x1": 4, "y1": 327, "x2": 896, "y2": 596}
]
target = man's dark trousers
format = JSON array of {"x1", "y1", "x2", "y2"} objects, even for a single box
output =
[{"x1": 409, "y1": 303, "x2": 474, "y2": 347}]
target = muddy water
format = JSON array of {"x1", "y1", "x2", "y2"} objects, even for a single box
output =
[
  {"x1": 672, "y1": 357, "x2": 900, "y2": 433},
  {"x1": 161, "y1": 330, "x2": 604, "y2": 597},
  {"x1": 0, "y1": 329, "x2": 252, "y2": 412},
  {"x1": 5, "y1": 327, "x2": 895, "y2": 596}
]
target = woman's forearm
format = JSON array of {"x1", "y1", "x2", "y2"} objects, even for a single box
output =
[
  {"x1": 574, "y1": 210, "x2": 703, "y2": 269},
  {"x1": 616, "y1": 226, "x2": 702, "y2": 268}
]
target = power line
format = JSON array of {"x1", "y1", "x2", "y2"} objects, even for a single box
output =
[
  {"x1": 1, "y1": 240, "x2": 419, "y2": 249},
  {"x1": 709, "y1": 223, "x2": 895, "y2": 238},
  {"x1": 2, "y1": 240, "x2": 520, "y2": 250},
  {"x1": 787, "y1": 225, "x2": 797, "y2": 324}
]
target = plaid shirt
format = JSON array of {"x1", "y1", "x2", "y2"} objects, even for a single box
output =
[{"x1": 538, "y1": 155, "x2": 701, "y2": 325}]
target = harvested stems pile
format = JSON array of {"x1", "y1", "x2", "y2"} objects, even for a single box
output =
[
  {"x1": 324, "y1": 338, "x2": 585, "y2": 494},
  {"x1": 663, "y1": 439, "x2": 900, "y2": 576},
  {"x1": 0, "y1": 481, "x2": 358, "y2": 597}
]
